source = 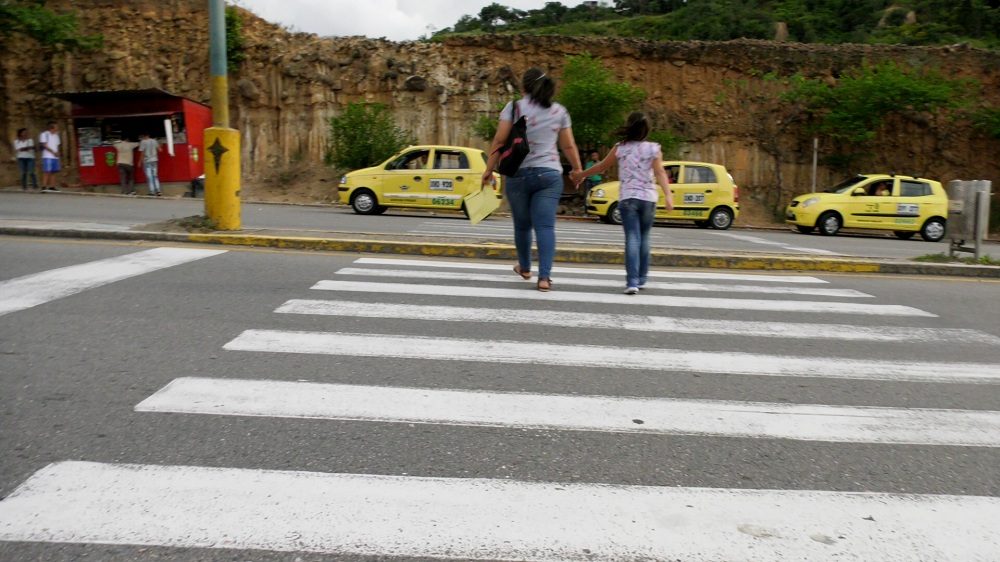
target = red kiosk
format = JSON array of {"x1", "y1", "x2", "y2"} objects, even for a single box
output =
[{"x1": 52, "y1": 89, "x2": 211, "y2": 190}]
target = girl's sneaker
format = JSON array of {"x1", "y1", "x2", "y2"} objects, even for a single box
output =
[{"x1": 623, "y1": 287, "x2": 639, "y2": 295}]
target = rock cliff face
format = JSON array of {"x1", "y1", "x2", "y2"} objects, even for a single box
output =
[{"x1": 3, "y1": 0, "x2": 1000, "y2": 215}]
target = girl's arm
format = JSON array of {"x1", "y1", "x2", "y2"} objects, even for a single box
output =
[
  {"x1": 557, "y1": 128, "x2": 584, "y2": 185},
  {"x1": 652, "y1": 150, "x2": 673, "y2": 211}
]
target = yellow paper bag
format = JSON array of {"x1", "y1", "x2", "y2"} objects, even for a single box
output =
[{"x1": 463, "y1": 187, "x2": 501, "y2": 224}]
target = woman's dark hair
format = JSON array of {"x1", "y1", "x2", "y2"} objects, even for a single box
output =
[
  {"x1": 522, "y1": 67, "x2": 555, "y2": 108},
  {"x1": 617, "y1": 112, "x2": 650, "y2": 142}
]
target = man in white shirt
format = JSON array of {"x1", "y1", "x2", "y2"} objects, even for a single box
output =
[
  {"x1": 113, "y1": 138, "x2": 140, "y2": 195},
  {"x1": 39, "y1": 121, "x2": 61, "y2": 192}
]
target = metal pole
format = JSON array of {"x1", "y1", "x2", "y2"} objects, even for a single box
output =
[
  {"x1": 209, "y1": 0, "x2": 229, "y2": 127},
  {"x1": 204, "y1": 0, "x2": 241, "y2": 230},
  {"x1": 811, "y1": 137, "x2": 818, "y2": 193}
]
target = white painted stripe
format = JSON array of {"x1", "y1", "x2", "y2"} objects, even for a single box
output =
[
  {"x1": 0, "y1": 248, "x2": 227, "y2": 317},
  {"x1": 311, "y1": 280, "x2": 932, "y2": 317},
  {"x1": 224, "y1": 330, "x2": 1000, "y2": 384},
  {"x1": 138, "y1": 377, "x2": 1000, "y2": 447},
  {"x1": 2, "y1": 461, "x2": 998, "y2": 560},
  {"x1": 713, "y1": 232, "x2": 847, "y2": 256},
  {"x1": 411, "y1": 230, "x2": 622, "y2": 243},
  {"x1": 275, "y1": 299, "x2": 1000, "y2": 345},
  {"x1": 336, "y1": 267, "x2": 872, "y2": 298},
  {"x1": 355, "y1": 256, "x2": 829, "y2": 283}
]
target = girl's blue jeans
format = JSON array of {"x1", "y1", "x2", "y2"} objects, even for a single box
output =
[{"x1": 619, "y1": 198, "x2": 656, "y2": 288}]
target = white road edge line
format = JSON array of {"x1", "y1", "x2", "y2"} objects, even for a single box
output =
[
  {"x1": 223, "y1": 329, "x2": 1000, "y2": 384},
  {"x1": 310, "y1": 280, "x2": 932, "y2": 317},
  {"x1": 2, "y1": 461, "x2": 998, "y2": 560},
  {"x1": 335, "y1": 267, "x2": 873, "y2": 298},
  {"x1": 0, "y1": 247, "x2": 227, "y2": 317},
  {"x1": 274, "y1": 299, "x2": 1000, "y2": 345},
  {"x1": 354, "y1": 257, "x2": 830, "y2": 283},
  {"x1": 137, "y1": 377, "x2": 1000, "y2": 447}
]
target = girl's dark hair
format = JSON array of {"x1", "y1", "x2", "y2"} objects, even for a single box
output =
[
  {"x1": 17, "y1": 128, "x2": 27, "y2": 136},
  {"x1": 522, "y1": 68, "x2": 555, "y2": 108},
  {"x1": 617, "y1": 112, "x2": 650, "y2": 142}
]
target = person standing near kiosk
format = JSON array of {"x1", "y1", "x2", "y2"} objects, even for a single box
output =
[
  {"x1": 138, "y1": 132, "x2": 162, "y2": 196},
  {"x1": 39, "y1": 122, "x2": 60, "y2": 192}
]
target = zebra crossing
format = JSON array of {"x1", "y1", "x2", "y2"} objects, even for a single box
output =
[{"x1": 2, "y1": 255, "x2": 999, "y2": 560}]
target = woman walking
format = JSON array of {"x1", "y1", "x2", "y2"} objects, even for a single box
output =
[
  {"x1": 482, "y1": 68, "x2": 584, "y2": 292},
  {"x1": 572, "y1": 112, "x2": 672, "y2": 294}
]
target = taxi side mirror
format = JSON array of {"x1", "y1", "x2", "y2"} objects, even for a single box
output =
[{"x1": 851, "y1": 187, "x2": 866, "y2": 196}]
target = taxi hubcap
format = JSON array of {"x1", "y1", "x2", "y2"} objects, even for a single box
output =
[
  {"x1": 611, "y1": 207, "x2": 621, "y2": 224},
  {"x1": 823, "y1": 216, "x2": 840, "y2": 232},
  {"x1": 925, "y1": 221, "x2": 944, "y2": 239},
  {"x1": 354, "y1": 193, "x2": 374, "y2": 212},
  {"x1": 712, "y1": 210, "x2": 731, "y2": 228}
]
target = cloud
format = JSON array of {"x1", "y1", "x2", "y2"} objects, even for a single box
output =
[{"x1": 236, "y1": 0, "x2": 558, "y2": 41}]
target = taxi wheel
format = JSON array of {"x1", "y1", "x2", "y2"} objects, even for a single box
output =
[
  {"x1": 604, "y1": 202, "x2": 622, "y2": 225},
  {"x1": 817, "y1": 212, "x2": 842, "y2": 236},
  {"x1": 894, "y1": 231, "x2": 915, "y2": 240},
  {"x1": 709, "y1": 207, "x2": 734, "y2": 230},
  {"x1": 920, "y1": 217, "x2": 946, "y2": 242},
  {"x1": 350, "y1": 189, "x2": 380, "y2": 215},
  {"x1": 796, "y1": 225, "x2": 814, "y2": 234}
]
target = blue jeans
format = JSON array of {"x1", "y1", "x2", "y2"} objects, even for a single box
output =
[
  {"x1": 619, "y1": 198, "x2": 656, "y2": 288},
  {"x1": 504, "y1": 167, "x2": 562, "y2": 279},
  {"x1": 144, "y1": 161, "x2": 160, "y2": 194},
  {"x1": 17, "y1": 158, "x2": 37, "y2": 189}
]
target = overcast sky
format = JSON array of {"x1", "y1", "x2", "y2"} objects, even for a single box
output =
[{"x1": 235, "y1": 0, "x2": 574, "y2": 41}]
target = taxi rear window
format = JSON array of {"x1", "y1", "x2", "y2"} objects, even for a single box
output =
[
  {"x1": 685, "y1": 166, "x2": 717, "y2": 184},
  {"x1": 900, "y1": 181, "x2": 932, "y2": 197},
  {"x1": 434, "y1": 151, "x2": 469, "y2": 169}
]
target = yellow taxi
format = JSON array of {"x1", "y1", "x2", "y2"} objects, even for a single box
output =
[
  {"x1": 785, "y1": 174, "x2": 948, "y2": 241},
  {"x1": 586, "y1": 161, "x2": 740, "y2": 229},
  {"x1": 339, "y1": 145, "x2": 502, "y2": 216}
]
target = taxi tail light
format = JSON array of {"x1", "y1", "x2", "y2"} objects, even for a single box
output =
[{"x1": 734, "y1": 185, "x2": 740, "y2": 203}]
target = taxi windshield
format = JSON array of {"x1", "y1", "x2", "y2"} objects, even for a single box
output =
[{"x1": 824, "y1": 175, "x2": 867, "y2": 194}]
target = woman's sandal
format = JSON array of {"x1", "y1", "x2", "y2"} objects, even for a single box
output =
[
  {"x1": 513, "y1": 265, "x2": 532, "y2": 280},
  {"x1": 537, "y1": 278, "x2": 552, "y2": 292}
]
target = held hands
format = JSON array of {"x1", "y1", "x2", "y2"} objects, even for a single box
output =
[{"x1": 568, "y1": 168, "x2": 586, "y2": 188}]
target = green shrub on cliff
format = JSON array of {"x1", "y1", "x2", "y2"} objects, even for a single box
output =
[
  {"x1": 0, "y1": 1, "x2": 102, "y2": 50},
  {"x1": 782, "y1": 61, "x2": 973, "y2": 144},
  {"x1": 326, "y1": 102, "x2": 417, "y2": 170},
  {"x1": 557, "y1": 53, "x2": 645, "y2": 149}
]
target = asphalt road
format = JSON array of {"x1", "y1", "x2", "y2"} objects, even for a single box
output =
[
  {"x1": 1, "y1": 237, "x2": 999, "y2": 560},
  {"x1": 3, "y1": 191, "x2": 992, "y2": 259}
]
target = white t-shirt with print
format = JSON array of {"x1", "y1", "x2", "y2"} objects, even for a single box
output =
[{"x1": 39, "y1": 130, "x2": 60, "y2": 160}]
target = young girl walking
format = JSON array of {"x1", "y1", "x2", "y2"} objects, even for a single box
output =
[{"x1": 572, "y1": 113, "x2": 672, "y2": 293}]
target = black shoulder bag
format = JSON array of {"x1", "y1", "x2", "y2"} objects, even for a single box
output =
[{"x1": 495, "y1": 101, "x2": 529, "y2": 176}]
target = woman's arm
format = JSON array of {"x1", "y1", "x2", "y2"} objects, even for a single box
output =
[
  {"x1": 481, "y1": 118, "x2": 513, "y2": 187},
  {"x1": 570, "y1": 146, "x2": 616, "y2": 186},
  {"x1": 558, "y1": 128, "x2": 585, "y2": 186},
  {"x1": 652, "y1": 151, "x2": 673, "y2": 211}
]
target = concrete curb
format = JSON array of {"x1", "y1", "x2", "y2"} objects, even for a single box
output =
[{"x1": 3, "y1": 226, "x2": 999, "y2": 278}]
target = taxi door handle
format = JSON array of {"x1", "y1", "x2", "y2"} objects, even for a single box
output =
[
  {"x1": 705, "y1": 190, "x2": 713, "y2": 193},
  {"x1": 456, "y1": 176, "x2": 464, "y2": 181},
  {"x1": 413, "y1": 176, "x2": 422, "y2": 181}
]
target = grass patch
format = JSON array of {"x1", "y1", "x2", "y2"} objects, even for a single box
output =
[
  {"x1": 163, "y1": 215, "x2": 218, "y2": 233},
  {"x1": 914, "y1": 253, "x2": 1000, "y2": 266}
]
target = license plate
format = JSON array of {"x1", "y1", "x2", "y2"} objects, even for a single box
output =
[
  {"x1": 897, "y1": 203, "x2": 919, "y2": 216},
  {"x1": 429, "y1": 179, "x2": 454, "y2": 191},
  {"x1": 683, "y1": 193, "x2": 705, "y2": 204}
]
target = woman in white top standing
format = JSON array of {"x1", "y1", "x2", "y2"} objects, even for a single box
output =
[
  {"x1": 13, "y1": 128, "x2": 38, "y2": 191},
  {"x1": 572, "y1": 112, "x2": 672, "y2": 294},
  {"x1": 482, "y1": 68, "x2": 584, "y2": 292}
]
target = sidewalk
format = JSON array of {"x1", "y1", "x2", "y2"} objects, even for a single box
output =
[{"x1": 3, "y1": 216, "x2": 998, "y2": 278}]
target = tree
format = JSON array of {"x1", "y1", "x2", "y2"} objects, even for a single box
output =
[
  {"x1": 225, "y1": 5, "x2": 246, "y2": 70},
  {"x1": 326, "y1": 103, "x2": 417, "y2": 170},
  {"x1": 557, "y1": 53, "x2": 645, "y2": 149},
  {"x1": 0, "y1": 0, "x2": 102, "y2": 50}
]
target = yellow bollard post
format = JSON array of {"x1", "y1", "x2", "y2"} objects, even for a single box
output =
[{"x1": 204, "y1": 127, "x2": 241, "y2": 230}]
